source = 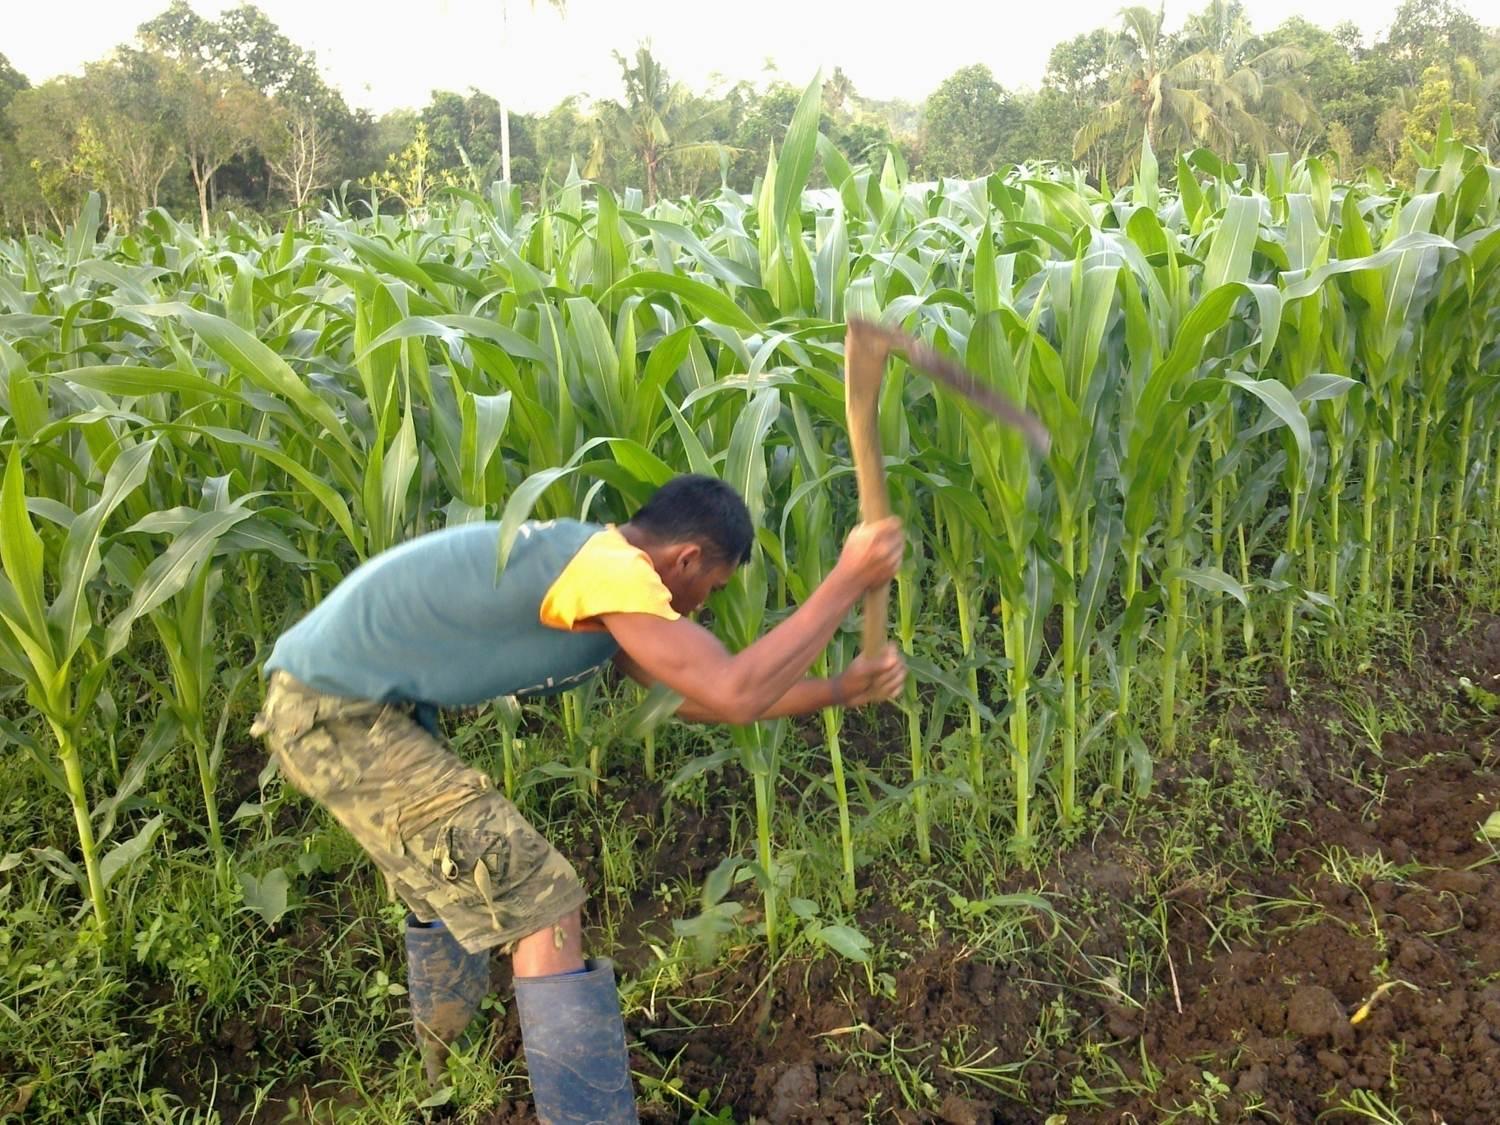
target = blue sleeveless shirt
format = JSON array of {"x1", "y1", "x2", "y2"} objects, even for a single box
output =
[{"x1": 265, "y1": 520, "x2": 621, "y2": 706}]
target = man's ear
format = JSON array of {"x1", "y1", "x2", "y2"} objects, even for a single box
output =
[{"x1": 674, "y1": 542, "x2": 702, "y2": 571}]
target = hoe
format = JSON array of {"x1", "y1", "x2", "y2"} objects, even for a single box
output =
[{"x1": 843, "y1": 316, "x2": 1050, "y2": 654}]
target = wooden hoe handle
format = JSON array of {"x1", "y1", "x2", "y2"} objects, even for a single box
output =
[
  {"x1": 844, "y1": 320, "x2": 893, "y2": 658},
  {"x1": 842, "y1": 316, "x2": 1049, "y2": 658}
]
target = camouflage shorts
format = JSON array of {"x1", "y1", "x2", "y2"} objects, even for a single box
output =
[{"x1": 250, "y1": 671, "x2": 586, "y2": 954}]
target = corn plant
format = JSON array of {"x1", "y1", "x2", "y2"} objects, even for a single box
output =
[
  {"x1": 113, "y1": 489, "x2": 257, "y2": 865},
  {"x1": 780, "y1": 395, "x2": 857, "y2": 906},
  {"x1": 4, "y1": 96, "x2": 1500, "y2": 946}
]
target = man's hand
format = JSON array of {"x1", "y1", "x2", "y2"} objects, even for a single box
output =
[
  {"x1": 835, "y1": 517, "x2": 905, "y2": 590},
  {"x1": 605, "y1": 516, "x2": 905, "y2": 725},
  {"x1": 836, "y1": 643, "x2": 906, "y2": 707}
]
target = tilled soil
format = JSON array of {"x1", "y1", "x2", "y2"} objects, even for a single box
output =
[
  {"x1": 197, "y1": 608, "x2": 1500, "y2": 1123},
  {"x1": 1096, "y1": 615, "x2": 1500, "y2": 1125},
  {"x1": 1112, "y1": 731, "x2": 1500, "y2": 1124},
  {"x1": 591, "y1": 611, "x2": 1500, "y2": 1124}
]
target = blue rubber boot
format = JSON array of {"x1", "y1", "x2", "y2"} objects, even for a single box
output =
[
  {"x1": 404, "y1": 916, "x2": 490, "y2": 1085},
  {"x1": 512, "y1": 959, "x2": 639, "y2": 1123}
]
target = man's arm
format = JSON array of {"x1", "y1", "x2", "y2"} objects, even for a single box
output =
[
  {"x1": 601, "y1": 519, "x2": 903, "y2": 725},
  {"x1": 614, "y1": 646, "x2": 905, "y2": 723}
]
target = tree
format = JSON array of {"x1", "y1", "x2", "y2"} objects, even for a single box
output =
[
  {"x1": 1047, "y1": 29, "x2": 1116, "y2": 107},
  {"x1": 0, "y1": 53, "x2": 42, "y2": 230},
  {"x1": 726, "y1": 81, "x2": 799, "y2": 190},
  {"x1": 1374, "y1": 103, "x2": 1408, "y2": 170},
  {"x1": 531, "y1": 96, "x2": 593, "y2": 188},
  {"x1": 1074, "y1": 5, "x2": 1208, "y2": 178},
  {"x1": 265, "y1": 109, "x2": 336, "y2": 213},
  {"x1": 590, "y1": 45, "x2": 729, "y2": 204},
  {"x1": 1383, "y1": 0, "x2": 1487, "y2": 86},
  {"x1": 142, "y1": 1, "x2": 336, "y2": 112},
  {"x1": 138, "y1": 1, "x2": 363, "y2": 194},
  {"x1": 823, "y1": 68, "x2": 858, "y2": 118},
  {"x1": 13, "y1": 51, "x2": 182, "y2": 227},
  {"x1": 8, "y1": 79, "x2": 86, "y2": 227},
  {"x1": 1174, "y1": 0, "x2": 1312, "y2": 160},
  {"x1": 1471, "y1": 36, "x2": 1500, "y2": 151},
  {"x1": 1076, "y1": 1, "x2": 1310, "y2": 180},
  {"x1": 0, "y1": 53, "x2": 27, "y2": 139},
  {"x1": 921, "y1": 64, "x2": 1024, "y2": 178},
  {"x1": 1325, "y1": 120, "x2": 1356, "y2": 177},
  {"x1": 137, "y1": 0, "x2": 212, "y2": 64},
  {"x1": 1333, "y1": 20, "x2": 1365, "y2": 53},
  {"x1": 367, "y1": 122, "x2": 454, "y2": 216},
  {"x1": 858, "y1": 94, "x2": 923, "y2": 139},
  {"x1": 1036, "y1": 29, "x2": 1118, "y2": 178},
  {"x1": 171, "y1": 67, "x2": 274, "y2": 235},
  {"x1": 832, "y1": 118, "x2": 892, "y2": 167},
  {"x1": 1398, "y1": 63, "x2": 1482, "y2": 181},
  {"x1": 818, "y1": 71, "x2": 897, "y2": 170},
  {"x1": 89, "y1": 52, "x2": 185, "y2": 223},
  {"x1": 1261, "y1": 18, "x2": 1364, "y2": 153},
  {"x1": 422, "y1": 89, "x2": 533, "y2": 185}
]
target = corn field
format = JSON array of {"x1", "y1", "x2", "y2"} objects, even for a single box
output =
[{"x1": 2, "y1": 75, "x2": 1499, "y2": 960}]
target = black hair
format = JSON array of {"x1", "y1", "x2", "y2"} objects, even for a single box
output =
[{"x1": 629, "y1": 475, "x2": 753, "y2": 566}]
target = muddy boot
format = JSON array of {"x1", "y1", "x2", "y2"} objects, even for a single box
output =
[
  {"x1": 512, "y1": 958, "x2": 638, "y2": 1124},
  {"x1": 404, "y1": 915, "x2": 490, "y2": 1085}
]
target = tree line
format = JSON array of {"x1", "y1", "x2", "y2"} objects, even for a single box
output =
[{"x1": 1, "y1": 0, "x2": 1496, "y2": 234}]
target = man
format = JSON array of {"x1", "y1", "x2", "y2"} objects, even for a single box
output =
[{"x1": 251, "y1": 474, "x2": 905, "y2": 1122}]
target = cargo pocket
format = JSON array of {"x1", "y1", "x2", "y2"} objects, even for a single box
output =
[
  {"x1": 440, "y1": 819, "x2": 550, "y2": 932},
  {"x1": 250, "y1": 689, "x2": 318, "y2": 745},
  {"x1": 440, "y1": 825, "x2": 508, "y2": 932}
]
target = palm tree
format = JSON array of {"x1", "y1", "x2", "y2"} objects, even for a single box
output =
[
  {"x1": 1075, "y1": 2, "x2": 1307, "y2": 181},
  {"x1": 498, "y1": 0, "x2": 566, "y2": 183},
  {"x1": 1175, "y1": 0, "x2": 1313, "y2": 158},
  {"x1": 1074, "y1": 6, "x2": 1213, "y2": 178},
  {"x1": 588, "y1": 45, "x2": 733, "y2": 204}
]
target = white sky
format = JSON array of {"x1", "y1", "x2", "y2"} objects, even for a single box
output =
[{"x1": 6, "y1": 0, "x2": 1415, "y2": 115}]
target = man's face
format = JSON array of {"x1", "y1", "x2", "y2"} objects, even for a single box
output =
[{"x1": 666, "y1": 548, "x2": 738, "y2": 616}]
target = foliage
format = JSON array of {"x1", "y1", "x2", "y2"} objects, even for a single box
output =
[
  {"x1": 137, "y1": 0, "x2": 365, "y2": 210},
  {"x1": 1, "y1": 59, "x2": 1499, "y2": 1114},
  {"x1": 920, "y1": 65, "x2": 1024, "y2": 178},
  {"x1": 0, "y1": 52, "x2": 37, "y2": 231},
  {"x1": 365, "y1": 121, "x2": 457, "y2": 213},
  {"x1": 423, "y1": 89, "x2": 513, "y2": 181},
  {"x1": 264, "y1": 106, "x2": 338, "y2": 212},
  {"x1": 5, "y1": 0, "x2": 1498, "y2": 237},
  {"x1": 171, "y1": 67, "x2": 275, "y2": 235},
  {"x1": 1397, "y1": 64, "x2": 1483, "y2": 181},
  {"x1": 0, "y1": 53, "x2": 26, "y2": 139},
  {"x1": 587, "y1": 45, "x2": 731, "y2": 204},
  {"x1": 1072, "y1": 2, "x2": 1314, "y2": 180},
  {"x1": 1383, "y1": 0, "x2": 1489, "y2": 85},
  {"x1": 3, "y1": 73, "x2": 1497, "y2": 912},
  {"x1": 139, "y1": 0, "x2": 350, "y2": 123}
]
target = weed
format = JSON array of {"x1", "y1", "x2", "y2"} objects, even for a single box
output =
[
  {"x1": 1153, "y1": 1068, "x2": 1234, "y2": 1123},
  {"x1": 1316, "y1": 1087, "x2": 1414, "y2": 1123},
  {"x1": 1337, "y1": 688, "x2": 1417, "y2": 756},
  {"x1": 939, "y1": 1025, "x2": 1030, "y2": 1097}
]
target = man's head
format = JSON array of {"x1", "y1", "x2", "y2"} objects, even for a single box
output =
[{"x1": 624, "y1": 475, "x2": 753, "y2": 614}]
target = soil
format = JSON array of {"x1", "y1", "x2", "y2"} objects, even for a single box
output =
[{"x1": 153, "y1": 606, "x2": 1500, "y2": 1123}]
